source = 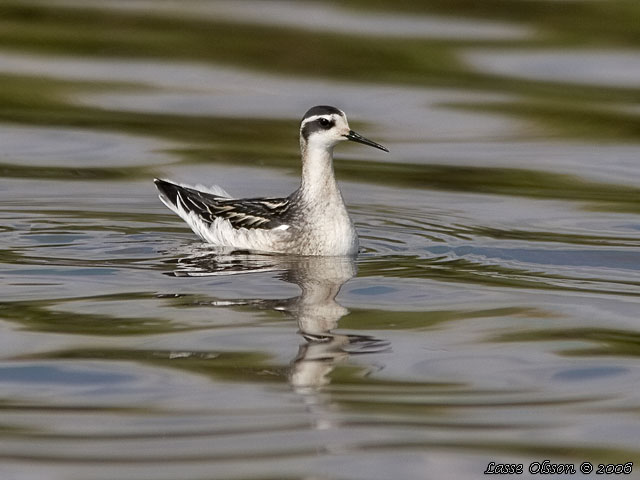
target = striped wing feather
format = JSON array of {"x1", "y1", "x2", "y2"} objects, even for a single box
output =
[{"x1": 157, "y1": 180, "x2": 291, "y2": 230}]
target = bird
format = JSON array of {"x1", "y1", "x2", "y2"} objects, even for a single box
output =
[{"x1": 154, "y1": 105, "x2": 388, "y2": 256}]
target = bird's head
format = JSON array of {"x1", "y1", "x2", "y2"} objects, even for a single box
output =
[{"x1": 299, "y1": 105, "x2": 388, "y2": 154}]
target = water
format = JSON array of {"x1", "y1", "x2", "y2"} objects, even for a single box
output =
[{"x1": 1, "y1": 1, "x2": 640, "y2": 479}]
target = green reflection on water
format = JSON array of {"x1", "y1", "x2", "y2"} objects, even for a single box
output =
[
  {"x1": 2, "y1": 69, "x2": 640, "y2": 212},
  {"x1": 339, "y1": 306, "x2": 547, "y2": 331},
  {"x1": 446, "y1": 100, "x2": 640, "y2": 141},
  {"x1": 2, "y1": 0, "x2": 640, "y2": 213},
  {"x1": 0, "y1": 73, "x2": 292, "y2": 145},
  {"x1": 496, "y1": 328, "x2": 640, "y2": 358},
  {"x1": 0, "y1": 2, "x2": 456, "y2": 84},
  {"x1": 359, "y1": 255, "x2": 640, "y2": 295},
  {"x1": 2, "y1": 1, "x2": 640, "y2": 107},
  {"x1": 0, "y1": 1, "x2": 639, "y2": 474},
  {"x1": 20, "y1": 348, "x2": 287, "y2": 385},
  {"x1": 463, "y1": 226, "x2": 640, "y2": 248},
  {"x1": 0, "y1": 295, "x2": 184, "y2": 335},
  {"x1": 0, "y1": 162, "x2": 146, "y2": 181},
  {"x1": 342, "y1": 0, "x2": 640, "y2": 46}
]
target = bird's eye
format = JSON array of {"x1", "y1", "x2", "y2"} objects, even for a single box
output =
[{"x1": 319, "y1": 118, "x2": 330, "y2": 127}]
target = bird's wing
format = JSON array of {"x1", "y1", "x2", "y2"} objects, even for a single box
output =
[{"x1": 155, "y1": 179, "x2": 291, "y2": 230}]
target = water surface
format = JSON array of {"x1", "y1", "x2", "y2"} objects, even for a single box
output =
[{"x1": 1, "y1": 1, "x2": 640, "y2": 479}]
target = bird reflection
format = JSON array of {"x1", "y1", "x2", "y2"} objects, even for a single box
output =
[{"x1": 167, "y1": 248, "x2": 389, "y2": 391}]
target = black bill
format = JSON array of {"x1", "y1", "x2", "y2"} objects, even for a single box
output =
[{"x1": 344, "y1": 130, "x2": 389, "y2": 152}]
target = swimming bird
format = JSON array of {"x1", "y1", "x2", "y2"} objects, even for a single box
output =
[{"x1": 154, "y1": 106, "x2": 388, "y2": 256}]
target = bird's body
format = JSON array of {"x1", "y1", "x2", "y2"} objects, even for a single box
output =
[{"x1": 154, "y1": 106, "x2": 388, "y2": 256}]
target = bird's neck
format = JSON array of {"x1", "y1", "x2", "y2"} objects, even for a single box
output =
[{"x1": 299, "y1": 144, "x2": 343, "y2": 203}]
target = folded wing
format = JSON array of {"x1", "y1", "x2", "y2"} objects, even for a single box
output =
[{"x1": 154, "y1": 179, "x2": 291, "y2": 230}]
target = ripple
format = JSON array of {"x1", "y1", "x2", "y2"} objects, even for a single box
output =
[
  {"x1": 0, "y1": 125, "x2": 176, "y2": 168},
  {"x1": 466, "y1": 49, "x2": 640, "y2": 88},
  {"x1": 1, "y1": 5, "x2": 640, "y2": 476},
  {"x1": 57, "y1": 0, "x2": 532, "y2": 40}
]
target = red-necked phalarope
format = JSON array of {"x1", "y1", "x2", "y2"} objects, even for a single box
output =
[{"x1": 154, "y1": 106, "x2": 388, "y2": 256}]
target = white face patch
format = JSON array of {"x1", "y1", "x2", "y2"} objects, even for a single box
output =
[
  {"x1": 300, "y1": 113, "x2": 341, "y2": 128},
  {"x1": 300, "y1": 113, "x2": 351, "y2": 146}
]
